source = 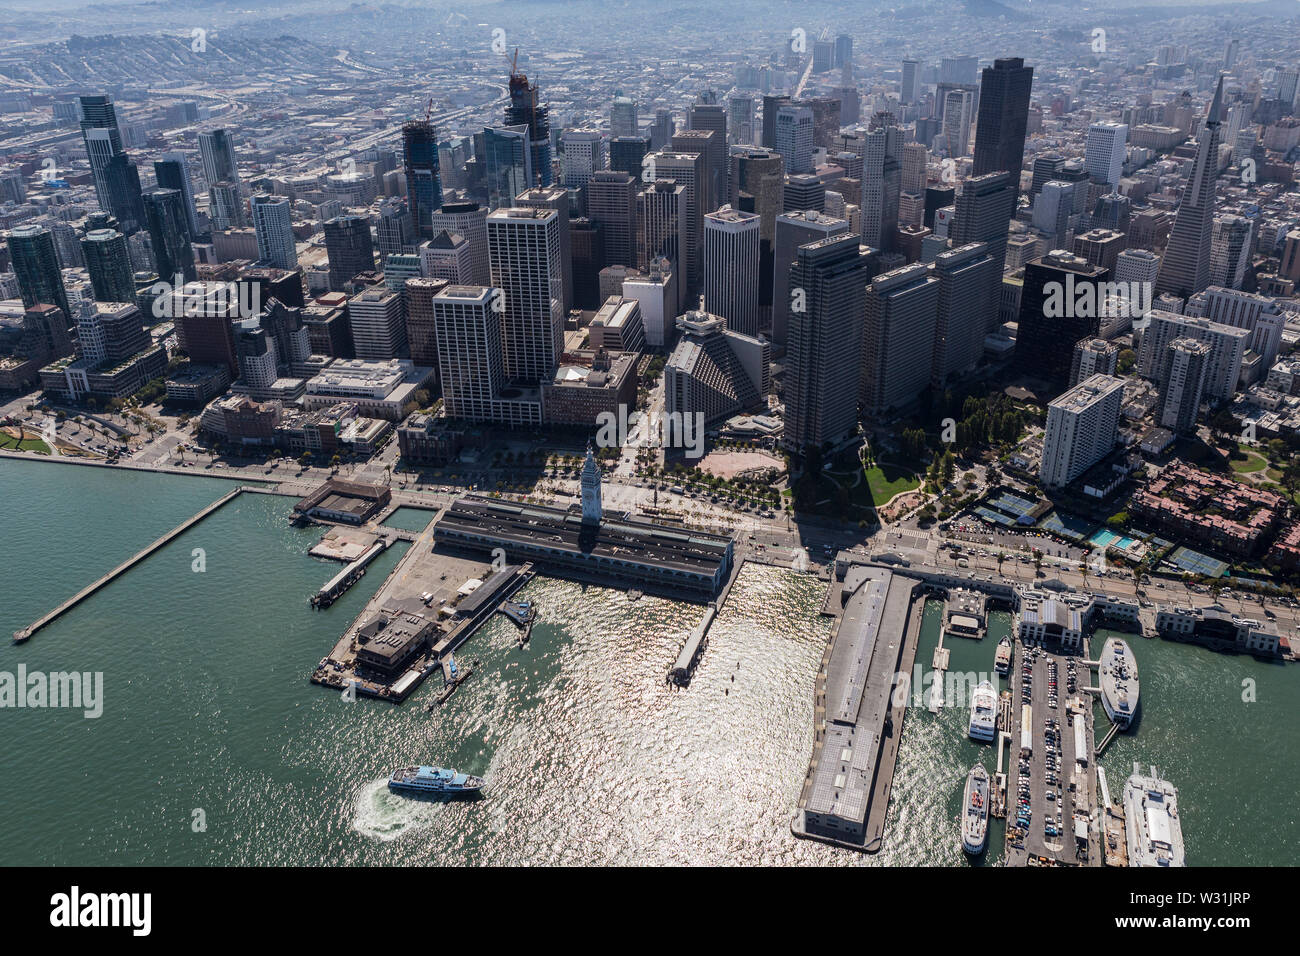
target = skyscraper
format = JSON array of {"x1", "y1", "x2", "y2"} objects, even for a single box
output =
[
  {"x1": 587, "y1": 171, "x2": 639, "y2": 268},
  {"x1": 250, "y1": 194, "x2": 297, "y2": 271},
  {"x1": 482, "y1": 125, "x2": 533, "y2": 209},
  {"x1": 783, "y1": 233, "x2": 868, "y2": 453},
  {"x1": 637, "y1": 180, "x2": 687, "y2": 284},
  {"x1": 324, "y1": 215, "x2": 377, "y2": 291},
  {"x1": 561, "y1": 129, "x2": 604, "y2": 189},
  {"x1": 1016, "y1": 250, "x2": 1110, "y2": 395},
  {"x1": 951, "y1": 171, "x2": 1017, "y2": 294},
  {"x1": 772, "y1": 209, "x2": 850, "y2": 347},
  {"x1": 348, "y1": 286, "x2": 408, "y2": 360},
  {"x1": 432, "y1": 285, "x2": 504, "y2": 421},
  {"x1": 515, "y1": 186, "x2": 573, "y2": 315},
  {"x1": 1158, "y1": 338, "x2": 1211, "y2": 433},
  {"x1": 703, "y1": 207, "x2": 760, "y2": 337},
  {"x1": 688, "y1": 99, "x2": 728, "y2": 206},
  {"x1": 900, "y1": 59, "x2": 921, "y2": 106},
  {"x1": 198, "y1": 128, "x2": 240, "y2": 187},
  {"x1": 1084, "y1": 121, "x2": 1128, "y2": 188},
  {"x1": 609, "y1": 136, "x2": 650, "y2": 178},
  {"x1": 971, "y1": 58, "x2": 1034, "y2": 196},
  {"x1": 141, "y1": 186, "x2": 195, "y2": 284},
  {"x1": 1038, "y1": 374, "x2": 1124, "y2": 487},
  {"x1": 860, "y1": 263, "x2": 941, "y2": 415},
  {"x1": 653, "y1": 150, "x2": 707, "y2": 293},
  {"x1": 930, "y1": 242, "x2": 998, "y2": 385},
  {"x1": 427, "y1": 202, "x2": 490, "y2": 285},
  {"x1": 505, "y1": 63, "x2": 552, "y2": 188},
  {"x1": 760, "y1": 95, "x2": 792, "y2": 150},
  {"x1": 8, "y1": 224, "x2": 71, "y2": 319},
  {"x1": 153, "y1": 154, "x2": 200, "y2": 237},
  {"x1": 774, "y1": 105, "x2": 814, "y2": 174},
  {"x1": 942, "y1": 89, "x2": 974, "y2": 158},
  {"x1": 1156, "y1": 75, "x2": 1226, "y2": 300},
  {"x1": 487, "y1": 206, "x2": 563, "y2": 385},
  {"x1": 79, "y1": 94, "x2": 144, "y2": 233},
  {"x1": 81, "y1": 228, "x2": 136, "y2": 304},
  {"x1": 611, "y1": 94, "x2": 639, "y2": 139},
  {"x1": 402, "y1": 119, "x2": 444, "y2": 239}
]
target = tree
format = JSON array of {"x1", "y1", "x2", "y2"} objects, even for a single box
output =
[{"x1": 1117, "y1": 348, "x2": 1136, "y2": 375}]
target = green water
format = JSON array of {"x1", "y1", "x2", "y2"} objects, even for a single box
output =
[
  {"x1": 380, "y1": 506, "x2": 437, "y2": 533},
  {"x1": 0, "y1": 458, "x2": 1293, "y2": 865}
]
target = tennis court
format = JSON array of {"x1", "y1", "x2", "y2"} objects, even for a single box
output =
[
  {"x1": 974, "y1": 506, "x2": 1017, "y2": 526},
  {"x1": 1037, "y1": 509, "x2": 1097, "y2": 541},
  {"x1": 1167, "y1": 546, "x2": 1229, "y2": 578}
]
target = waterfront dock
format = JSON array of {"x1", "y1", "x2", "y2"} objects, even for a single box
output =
[
  {"x1": 12, "y1": 485, "x2": 253, "y2": 643},
  {"x1": 310, "y1": 538, "x2": 388, "y2": 608}
]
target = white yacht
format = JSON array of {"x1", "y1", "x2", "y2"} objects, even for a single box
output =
[{"x1": 968, "y1": 681, "x2": 997, "y2": 741}]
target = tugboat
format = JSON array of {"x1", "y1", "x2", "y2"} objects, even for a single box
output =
[
  {"x1": 388, "y1": 765, "x2": 484, "y2": 796},
  {"x1": 962, "y1": 765, "x2": 990, "y2": 855}
]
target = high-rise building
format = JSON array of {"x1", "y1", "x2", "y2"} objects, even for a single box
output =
[
  {"x1": 402, "y1": 119, "x2": 444, "y2": 240},
  {"x1": 650, "y1": 109, "x2": 674, "y2": 151},
  {"x1": 250, "y1": 194, "x2": 297, "y2": 270},
  {"x1": 901, "y1": 59, "x2": 921, "y2": 106},
  {"x1": 1114, "y1": 248, "x2": 1160, "y2": 287},
  {"x1": 1084, "y1": 121, "x2": 1128, "y2": 188},
  {"x1": 860, "y1": 119, "x2": 903, "y2": 251},
  {"x1": 1016, "y1": 251, "x2": 1111, "y2": 394},
  {"x1": 375, "y1": 197, "x2": 415, "y2": 261},
  {"x1": 772, "y1": 209, "x2": 850, "y2": 347},
  {"x1": 1072, "y1": 228, "x2": 1126, "y2": 276},
  {"x1": 348, "y1": 286, "x2": 408, "y2": 360},
  {"x1": 418, "y1": 232, "x2": 473, "y2": 284},
  {"x1": 783, "y1": 233, "x2": 869, "y2": 453},
  {"x1": 587, "y1": 171, "x2": 639, "y2": 269},
  {"x1": 427, "y1": 202, "x2": 490, "y2": 285},
  {"x1": 515, "y1": 186, "x2": 573, "y2": 315},
  {"x1": 861, "y1": 262, "x2": 941, "y2": 415},
  {"x1": 505, "y1": 63, "x2": 552, "y2": 188},
  {"x1": 402, "y1": 276, "x2": 450, "y2": 371},
  {"x1": 609, "y1": 136, "x2": 650, "y2": 178},
  {"x1": 951, "y1": 171, "x2": 1017, "y2": 294},
  {"x1": 688, "y1": 100, "x2": 728, "y2": 206},
  {"x1": 209, "y1": 182, "x2": 246, "y2": 231},
  {"x1": 774, "y1": 105, "x2": 814, "y2": 174},
  {"x1": 1158, "y1": 338, "x2": 1211, "y2": 433},
  {"x1": 1138, "y1": 309, "x2": 1248, "y2": 402},
  {"x1": 81, "y1": 228, "x2": 136, "y2": 303},
  {"x1": 80, "y1": 94, "x2": 145, "y2": 233},
  {"x1": 637, "y1": 180, "x2": 687, "y2": 299},
  {"x1": 703, "y1": 207, "x2": 760, "y2": 337},
  {"x1": 1032, "y1": 181, "x2": 1075, "y2": 250},
  {"x1": 561, "y1": 128, "x2": 604, "y2": 189},
  {"x1": 1156, "y1": 76, "x2": 1226, "y2": 300},
  {"x1": 1187, "y1": 286, "x2": 1285, "y2": 369},
  {"x1": 972, "y1": 58, "x2": 1034, "y2": 197},
  {"x1": 728, "y1": 96, "x2": 755, "y2": 146},
  {"x1": 942, "y1": 89, "x2": 974, "y2": 158},
  {"x1": 8, "y1": 224, "x2": 71, "y2": 318},
  {"x1": 1069, "y1": 337, "x2": 1120, "y2": 386},
  {"x1": 164, "y1": 282, "x2": 240, "y2": 376},
  {"x1": 198, "y1": 128, "x2": 240, "y2": 187},
  {"x1": 652, "y1": 151, "x2": 706, "y2": 294},
  {"x1": 141, "y1": 186, "x2": 195, "y2": 284},
  {"x1": 324, "y1": 215, "x2": 376, "y2": 291},
  {"x1": 432, "y1": 284, "x2": 504, "y2": 421},
  {"x1": 902, "y1": 142, "x2": 928, "y2": 195},
  {"x1": 611, "y1": 94, "x2": 639, "y2": 139},
  {"x1": 1279, "y1": 229, "x2": 1300, "y2": 283},
  {"x1": 930, "y1": 242, "x2": 997, "y2": 385},
  {"x1": 761, "y1": 95, "x2": 792, "y2": 150},
  {"x1": 153, "y1": 154, "x2": 200, "y2": 237},
  {"x1": 482, "y1": 125, "x2": 533, "y2": 209},
  {"x1": 487, "y1": 206, "x2": 563, "y2": 385},
  {"x1": 1208, "y1": 214, "x2": 1253, "y2": 290},
  {"x1": 1038, "y1": 373, "x2": 1125, "y2": 487},
  {"x1": 665, "y1": 309, "x2": 770, "y2": 426}
]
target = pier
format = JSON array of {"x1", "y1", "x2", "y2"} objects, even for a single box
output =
[
  {"x1": 310, "y1": 539, "x2": 388, "y2": 608},
  {"x1": 12, "y1": 485, "x2": 253, "y2": 643}
]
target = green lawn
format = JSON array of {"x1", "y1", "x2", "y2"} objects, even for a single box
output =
[
  {"x1": 0, "y1": 431, "x2": 50, "y2": 454},
  {"x1": 1229, "y1": 451, "x2": 1268, "y2": 474},
  {"x1": 865, "y1": 461, "x2": 922, "y2": 505}
]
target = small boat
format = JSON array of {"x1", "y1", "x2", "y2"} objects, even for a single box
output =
[
  {"x1": 962, "y1": 765, "x2": 990, "y2": 855},
  {"x1": 995, "y1": 636, "x2": 1013, "y2": 676},
  {"x1": 968, "y1": 680, "x2": 997, "y2": 741}
]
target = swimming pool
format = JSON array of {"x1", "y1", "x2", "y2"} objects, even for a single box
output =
[{"x1": 1089, "y1": 529, "x2": 1138, "y2": 550}]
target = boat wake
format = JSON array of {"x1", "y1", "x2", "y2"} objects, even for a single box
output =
[{"x1": 351, "y1": 777, "x2": 442, "y2": 842}]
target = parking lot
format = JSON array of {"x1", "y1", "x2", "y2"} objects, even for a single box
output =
[{"x1": 1006, "y1": 641, "x2": 1100, "y2": 866}]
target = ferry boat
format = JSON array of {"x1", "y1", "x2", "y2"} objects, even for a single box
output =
[
  {"x1": 1098, "y1": 638, "x2": 1139, "y2": 728},
  {"x1": 962, "y1": 765, "x2": 990, "y2": 855},
  {"x1": 994, "y1": 636, "x2": 1013, "y2": 676},
  {"x1": 968, "y1": 680, "x2": 997, "y2": 741},
  {"x1": 388, "y1": 765, "x2": 484, "y2": 796}
]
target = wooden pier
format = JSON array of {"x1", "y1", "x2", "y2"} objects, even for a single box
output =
[{"x1": 12, "y1": 485, "x2": 250, "y2": 643}]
